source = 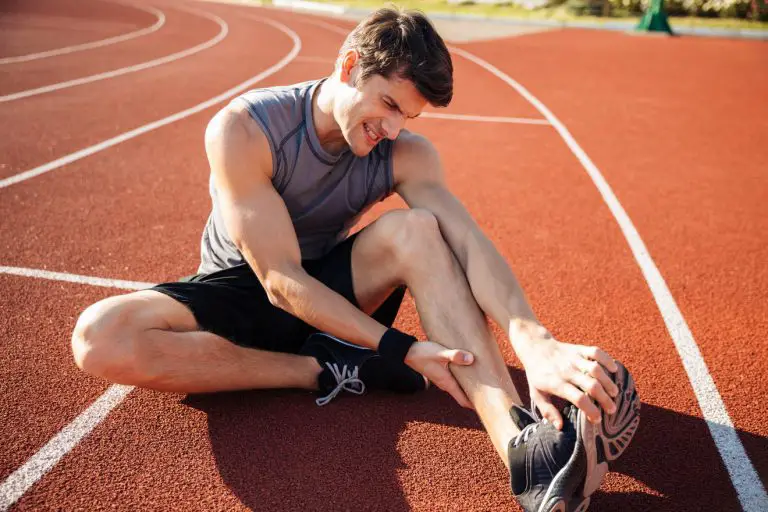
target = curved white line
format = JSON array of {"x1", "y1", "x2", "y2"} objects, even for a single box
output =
[
  {"x1": 0, "y1": 15, "x2": 301, "y2": 188},
  {"x1": 448, "y1": 45, "x2": 768, "y2": 512},
  {"x1": 0, "y1": 19, "x2": 301, "y2": 509},
  {"x1": 0, "y1": 8, "x2": 228, "y2": 104},
  {"x1": 0, "y1": 3, "x2": 166, "y2": 65}
]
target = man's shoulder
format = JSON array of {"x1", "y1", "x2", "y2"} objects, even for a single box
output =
[
  {"x1": 394, "y1": 130, "x2": 435, "y2": 154},
  {"x1": 206, "y1": 102, "x2": 268, "y2": 153},
  {"x1": 392, "y1": 130, "x2": 442, "y2": 186},
  {"x1": 205, "y1": 101, "x2": 273, "y2": 179}
]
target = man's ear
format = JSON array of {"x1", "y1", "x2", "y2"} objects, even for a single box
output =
[{"x1": 339, "y1": 49, "x2": 359, "y2": 84}]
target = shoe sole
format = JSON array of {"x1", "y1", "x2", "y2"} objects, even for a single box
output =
[
  {"x1": 582, "y1": 361, "x2": 641, "y2": 498},
  {"x1": 537, "y1": 362, "x2": 640, "y2": 512}
]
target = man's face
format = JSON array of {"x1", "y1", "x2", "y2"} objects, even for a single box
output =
[{"x1": 336, "y1": 61, "x2": 428, "y2": 156}]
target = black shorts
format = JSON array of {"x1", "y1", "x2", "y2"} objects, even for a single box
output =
[{"x1": 151, "y1": 233, "x2": 405, "y2": 354}]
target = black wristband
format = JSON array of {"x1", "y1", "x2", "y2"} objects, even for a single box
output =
[{"x1": 378, "y1": 328, "x2": 417, "y2": 363}]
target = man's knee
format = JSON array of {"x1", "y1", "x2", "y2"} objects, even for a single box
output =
[
  {"x1": 71, "y1": 295, "x2": 149, "y2": 382},
  {"x1": 393, "y1": 208, "x2": 445, "y2": 264},
  {"x1": 380, "y1": 208, "x2": 443, "y2": 258}
]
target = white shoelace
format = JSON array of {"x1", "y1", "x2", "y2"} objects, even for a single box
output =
[
  {"x1": 315, "y1": 362, "x2": 366, "y2": 406},
  {"x1": 512, "y1": 419, "x2": 549, "y2": 448},
  {"x1": 511, "y1": 399, "x2": 547, "y2": 447}
]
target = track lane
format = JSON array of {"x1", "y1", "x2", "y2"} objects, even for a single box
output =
[
  {"x1": 1, "y1": 5, "x2": 760, "y2": 510},
  {"x1": 458, "y1": 28, "x2": 768, "y2": 493},
  {"x1": 0, "y1": 6, "x2": 217, "y2": 98},
  {"x1": 1, "y1": 16, "x2": 302, "y2": 512},
  {"x1": 1, "y1": 9, "x2": 548, "y2": 507},
  {"x1": 0, "y1": 0, "x2": 156, "y2": 59},
  {"x1": 0, "y1": 8, "x2": 287, "y2": 180},
  {"x1": 0, "y1": 1, "x2": 164, "y2": 66},
  {"x1": 3, "y1": 118, "x2": 742, "y2": 510},
  {"x1": 0, "y1": 276, "x2": 113, "y2": 482}
]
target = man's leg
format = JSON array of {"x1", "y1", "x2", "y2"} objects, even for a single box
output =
[
  {"x1": 349, "y1": 208, "x2": 524, "y2": 463},
  {"x1": 351, "y1": 209, "x2": 641, "y2": 512},
  {"x1": 71, "y1": 290, "x2": 324, "y2": 392},
  {"x1": 70, "y1": 234, "x2": 417, "y2": 396}
]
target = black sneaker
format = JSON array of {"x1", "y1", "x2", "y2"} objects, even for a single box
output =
[
  {"x1": 299, "y1": 332, "x2": 428, "y2": 406},
  {"x1": 508, "y1": 362, "x2": 640, "y2": 512}
]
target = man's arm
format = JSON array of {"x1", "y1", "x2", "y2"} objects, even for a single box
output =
[
  {"x1": 205, "y1": 104, "x2": 387, "y2": 350},
  {"x1": 393, "y1": 132, "x2": 620, "y2": 426}
]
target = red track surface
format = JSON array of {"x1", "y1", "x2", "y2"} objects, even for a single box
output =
[
  {"x1": 0, "y1": 0, "x2": 156, "y2": 58},
  {"x1": 1, "y1": 1, "x2": 766, "y2": 510}
]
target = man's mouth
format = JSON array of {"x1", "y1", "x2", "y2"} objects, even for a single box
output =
[{"x1": 363, "y1": 122, "x2": 381, "y2": 144}]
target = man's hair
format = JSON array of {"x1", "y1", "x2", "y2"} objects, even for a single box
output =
[{"x1": 338, "y1": 7, "x2": 453, "y2": 107}]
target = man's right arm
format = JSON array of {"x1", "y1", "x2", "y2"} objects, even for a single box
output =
[{"x1": 204, "y1": 104, "x2": 388, "y2": 350}]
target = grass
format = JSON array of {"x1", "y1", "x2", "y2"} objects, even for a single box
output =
[{"x1": 283, "y1": 0, "x2": 768, "y2": 31}]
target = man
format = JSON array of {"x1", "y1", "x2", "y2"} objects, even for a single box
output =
[{"x1": 71, "y1": 7, "x2": 639, "y2": 511}]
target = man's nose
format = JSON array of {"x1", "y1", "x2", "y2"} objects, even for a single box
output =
[{"x1": 382, "y1": 114, "x2": 406, "y2": 140}]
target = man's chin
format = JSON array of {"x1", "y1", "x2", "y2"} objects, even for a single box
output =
[{"x1": 350, "y1": 142, "x2": 375, "y2": 157}]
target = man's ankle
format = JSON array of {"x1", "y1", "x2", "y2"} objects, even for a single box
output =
[{"x1": 301, "y1": 354, "x2": 324, "y2": 390}]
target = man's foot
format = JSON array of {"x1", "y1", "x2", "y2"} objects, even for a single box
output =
[
  {"x1": 508, "y1": 362, "x2": 640, "y2": 512},
  {"x1": 299, "y1": 332, "x2": 428, "y2": 406}
]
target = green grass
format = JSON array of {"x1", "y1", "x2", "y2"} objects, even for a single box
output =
[{"x1": 292, "y1": 0, "x2": 768, "y2": 31}]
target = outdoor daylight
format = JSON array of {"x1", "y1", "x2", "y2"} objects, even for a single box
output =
[{"x1": 1, "y1": 0, "x2": 766, "y2": 511}]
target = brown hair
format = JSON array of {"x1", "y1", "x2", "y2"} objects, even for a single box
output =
[{"x1": 339, "y1": 7, "x2": 453, "y2": 107}]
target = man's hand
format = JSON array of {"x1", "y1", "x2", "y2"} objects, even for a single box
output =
[
  {"x1": 515, "y1": 333, "x2": 620, "y2": 429},
  {"x1": 404, "y1": 341, "x2": 475, "y2": 409}
]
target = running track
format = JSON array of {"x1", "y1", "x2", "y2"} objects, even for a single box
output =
[{"x1": 1, "y1": 0, "x2": 767, "y2": 510}]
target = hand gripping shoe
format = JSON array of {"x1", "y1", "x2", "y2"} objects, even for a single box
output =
[
  {"x1": 508, "y1": 362, "x2": 640, "y2": 512},
  {"x1": 299, "y1": 332, "x2": 428, "y2": 406}
]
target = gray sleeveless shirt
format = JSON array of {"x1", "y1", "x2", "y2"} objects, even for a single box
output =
[{"x1": 198, "y1": 79, "x2": 396, "y2": 274}]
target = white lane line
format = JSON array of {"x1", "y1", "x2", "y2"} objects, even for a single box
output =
[
  {"x1": 0, "y1": 7, "x2": 228, "y2": 104},
  {"x1": 0, "y1": 385, "x2": 135, "y2": 511},
  {"x1": 0, "y1": 266, "x2": 153, "y2": 290},
  {"x1": 448, "y1": 45, "x2": 768, "y2": 512},
  {"x1": 0, "y1": 3, "x2": 166, "y2": 65},
  {"x1": 419, "y1": 112, "x2": 549, "y2": 125},
  {"x1": 0, "y1": 16, "x2": 302, "y2": 189},
  {"x1": 0, "y1": 17, "x2": 300, "y2": 505},
  {"x1": 0, "y1": 268, "x2": 149, "y2": 512}
]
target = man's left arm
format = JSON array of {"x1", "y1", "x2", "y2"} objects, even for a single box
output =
[
  {"x1": 393, "y1": 134, "x2": 541, "y2": 348},
  {"x1": 393, "y1": 133, "x2": 620, "y2": 428}
]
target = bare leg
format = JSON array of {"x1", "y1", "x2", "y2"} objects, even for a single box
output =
[
  {"x1": 72, "y1": 290, "x2": 323, "y2": 393},
  {"x1": 350, "y1": 209, "x2": 524, "y2": 464}
]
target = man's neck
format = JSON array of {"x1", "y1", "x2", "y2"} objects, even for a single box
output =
[{"x1": 312, "y1": 78, "x2": 348, "y2": 156}]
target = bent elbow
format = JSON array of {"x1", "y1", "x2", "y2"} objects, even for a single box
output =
[
  {"x1": 263, "y1": 277, "x2": 288, "y2": 310},
  {"x1": 263, "y1": 266, "x2": 302, "y2": 312}
]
